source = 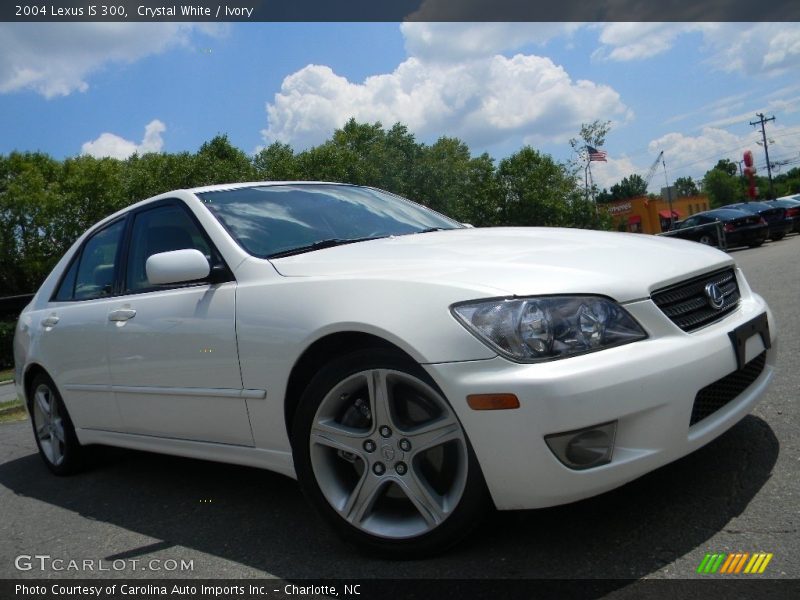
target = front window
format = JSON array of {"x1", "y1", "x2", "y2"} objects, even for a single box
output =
[
  {"x1": 197, "y1": 184, "x2": 461, "y2": 258},
  {"x1": 125, "y1": 204, "x2": 213, "y2": 292}
]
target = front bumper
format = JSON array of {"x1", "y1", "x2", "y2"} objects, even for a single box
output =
[{"x1": 424, "y1": 281, "x2": 776, "y2": 510}]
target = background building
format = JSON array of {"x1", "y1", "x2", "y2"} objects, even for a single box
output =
[{"x1": 603, "y1": 196, "x2": 710, "y2": 234}]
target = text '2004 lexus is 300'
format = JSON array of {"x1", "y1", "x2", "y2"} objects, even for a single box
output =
[{"x1": 14, "y1": 182, "x2": 776, "y2": 557}]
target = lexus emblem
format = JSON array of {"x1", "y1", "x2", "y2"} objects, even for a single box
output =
[
  {"x1": 381, "y1": 445, "x2": 395, "y2": 462},
  {"x1": 705, "y1": 283, "x2": 725, "y2": 310}
]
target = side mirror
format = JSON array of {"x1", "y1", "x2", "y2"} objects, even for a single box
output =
[{"x1": 146, "y1": 249, "x2": 210, "y2": 285}]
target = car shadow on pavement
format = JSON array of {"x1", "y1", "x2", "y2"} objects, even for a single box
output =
[{"x1": 0, "y1": 415, "x2": 778, "y2": 585}]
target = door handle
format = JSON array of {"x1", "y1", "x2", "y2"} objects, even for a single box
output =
[
  {"x1": 41, "y1": 315, "x2": 59, "y2": 328},
  {"x1": 108, "y1": 308, "x2": 137, "y2": 322}
]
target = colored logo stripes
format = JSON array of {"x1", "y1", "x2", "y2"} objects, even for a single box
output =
[{"x1": 697, "y1": 552, "x2": 773, "y2": 574}]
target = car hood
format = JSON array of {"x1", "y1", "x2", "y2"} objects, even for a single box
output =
[{"x1": 269, "y1": 227, "x2": 734, "y2": 303}]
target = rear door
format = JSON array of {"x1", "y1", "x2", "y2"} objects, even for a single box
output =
[
  {"x1": 37, "y1": 218, "x2": 127, "y2": 431},
  {"x1": 106, "y1": 200, "x2": 254, "y2": 446}
]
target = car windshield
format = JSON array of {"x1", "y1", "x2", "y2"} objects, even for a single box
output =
[{"x1": 197, "y1": 184, "x2": 462, "y2": 258}]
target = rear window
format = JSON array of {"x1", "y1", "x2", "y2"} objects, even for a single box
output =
[{"x1": 706, "y1": 209, "x2": 751, "y2": 220}]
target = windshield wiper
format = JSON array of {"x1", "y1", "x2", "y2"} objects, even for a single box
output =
[
  {"x1": 266, "y1": 236, "x2": 385, "y2": 259},
  {"x1": 415, "y1": 227, "x2": 448, "y2": 234}
]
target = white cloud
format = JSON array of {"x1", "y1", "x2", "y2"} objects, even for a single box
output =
[
  {"x1": 0, "y1": 23, "x2": 225, "y2": 98},
  {"x1": 592, "y1": 22, "x2": 800, "y2": 77},
  {"x1": 702, "y1": 23, "x2": 800, "y2": 77},
  {"x1": 400, "y1": 23, "x2": 582, "y2": 62},
  {"x1": 589, "y1": 155, "x2": 644, "y2": 191},
  {"x1": 262, "y1": 53, "x2": 631, "y2": 150},
  {"x1": 81, "y1": 119, "x2": 166, "y2": 159},
  {"x1": 593, "y1": 23, "x2": 702, "y2": 62},
  {"x1": 647, "y1": 127, "x2": 758, "y2": 185}
]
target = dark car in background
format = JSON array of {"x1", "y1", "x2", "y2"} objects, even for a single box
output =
[
  {"x1": 764, "y1": 197, "x2": 800, "y2": 233},
  {"x1": 664, "y1": 208, "x2": 768, "y2": 249},
  {"x1": 722, "y1": 202, "x2": 794, "y2": 241}
]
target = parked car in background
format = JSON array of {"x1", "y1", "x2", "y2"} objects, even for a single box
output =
[
  {"x1": 664, "y1": 208, "x2": 768, "y2": 249},
  {"x1": 722, "y1": 202, "x2": 794, "y2": 241},
  {"x1": 13, "y1": 182, "x2": 777, "y2": 557},
  {"x1": 764, "y1": 197, "x2": 800, "y2": 234}
]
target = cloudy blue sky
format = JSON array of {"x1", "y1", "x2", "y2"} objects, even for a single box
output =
[{"x1": 1, "y1": 22, "x2": 799, "y2": 191}]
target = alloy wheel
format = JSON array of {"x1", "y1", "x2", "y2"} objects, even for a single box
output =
[
  {"x1": 32, "y1": 383, "x2": 66, "y2": 466},
  {"x1": 309, "y1": 368, "x2": 468, "y2": 539}
]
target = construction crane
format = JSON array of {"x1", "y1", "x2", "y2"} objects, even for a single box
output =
[
  {"x1": 643, "y1": 150, "x2": 664, "y2": 190},
  {"x1": 642, "y1": 150, "x2": 675, "y2": 228}
]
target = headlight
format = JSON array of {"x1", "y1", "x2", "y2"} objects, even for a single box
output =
[{"x1": 452, "y1": 296, "x2": 647, "y2": 362}]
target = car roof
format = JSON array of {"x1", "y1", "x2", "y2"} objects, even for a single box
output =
[
  {"x1": 187, "y1": 181, "x2": 357, "y2": 194},
  {"x1": 703, "y1": 208, "x2": 754, "y2": 219},
  {"x1": 723, "y1": 202, "x2": 770, "y2": 210}
]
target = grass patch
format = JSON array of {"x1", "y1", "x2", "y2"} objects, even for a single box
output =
[
  {"x1": 0, "y1": 368, "x2": 13, "y2": 383},
  {"x1": 0, "y1": 396, "x2": 26, "y2": 423},
  {"x1": 0, "y1": 397, "x2": 22, "y2": 411}
]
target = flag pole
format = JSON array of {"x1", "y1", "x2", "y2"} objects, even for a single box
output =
[{"x1": 585, "y1": 161, "x2": 590, "y2": 203}]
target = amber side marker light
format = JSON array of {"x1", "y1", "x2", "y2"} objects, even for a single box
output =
[{"x1": 466, "y1": 393, "x2": 520, "y2": 410}]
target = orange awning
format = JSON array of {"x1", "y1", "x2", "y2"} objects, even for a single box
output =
[
  {"x1": 658, "y1": 209, "x2": 681, "y2": 218},
  {"x1": 628, "y1": 215, "x2": 642, "y2": 224}
]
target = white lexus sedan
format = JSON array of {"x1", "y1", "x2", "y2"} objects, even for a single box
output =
[{"x1": 13, "y1": 182, "x2": 776, "y2": 557}]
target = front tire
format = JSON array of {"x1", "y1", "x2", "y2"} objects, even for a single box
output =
[
  {"x1": 291, "y1": 348, "x2": 489, "y2": 558},
  {"x1": 28, "y1": 373, "x2": 86, "y2": 475},
  {"x1": 770, "y1": 232, "x2": 785, "y2": 241}
]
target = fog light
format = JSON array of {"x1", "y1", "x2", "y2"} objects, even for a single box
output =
[{"x1": 545, "y1": 421, "x2": 617, "y2": 470}]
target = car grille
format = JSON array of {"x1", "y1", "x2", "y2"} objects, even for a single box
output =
[
  {"x1": 690, "y1": 351, "x2": 767, "y2": 426},
  {"x1": 651, "y1": 268, "x2": 740, "y2": 332}
]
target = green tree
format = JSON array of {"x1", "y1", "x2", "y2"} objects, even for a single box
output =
[
  {"x1": 0, "y1": 152, "x2": 63, "y2": 295},
  {"x1": 674, "y1": 176, "x2": 699, "y2": 197},
  {"x1": 712, "y1": 159, "x2": 738, "y2": 177},
  {"x1": 496, "y1": 147, "x2": 576, "y2": 226},
  {"x1": 191, "y1": 135, "x2": 255, "y2": 186},
  {"x1": 609, "y1": 174, "x2": 648, "y2": 200},
  {"x1": 253, "y1": 142, "x2": 300, "y2": 181},
  {"x1": 772, "y1": 167, "x2": 800, "y2": 197},
  {"x1": 568, "y1": 120, "x2": 611, "y2": 169},
  {"x1": 415, "y1": 137, "x2": 473, "y2": 215},
  {"x1": 703, "y1": 168, "x2": 741, "y2": 207},
  {"x1": 57, "y1": 155, "x2": 126, "y2": 249},
  {"x1": 123, "y1": 151, "x2": 197, "y2": 201}
]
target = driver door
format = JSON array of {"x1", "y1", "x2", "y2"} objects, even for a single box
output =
[{"x1": 106, "y1": 200, "x2": 253, "y2": 446}]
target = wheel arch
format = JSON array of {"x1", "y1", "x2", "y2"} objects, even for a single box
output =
[
  {"x1": 22, "y1": 362, "x2": 49, "y2": 408},
  {"x1": 283, "y1": 331, "x2": 418, "y2": 437}
]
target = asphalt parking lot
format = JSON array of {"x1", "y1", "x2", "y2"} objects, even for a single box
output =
[{"x1": 0, "y1": 234, "x2": 797, "y2": 583}]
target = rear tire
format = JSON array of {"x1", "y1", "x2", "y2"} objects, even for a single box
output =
[
  {"x1": 28, "y1": 373, "x2": 86, "y2": 475},
  {"x1": 698, "y1": 234, "x2": 715, "y2": 246},
  {"x1": 291, "y1": 348, "x2": 489, "y2": 558}
]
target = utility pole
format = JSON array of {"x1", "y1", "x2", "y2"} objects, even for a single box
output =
[
  {"x1": 750, "y1": 113, "x2": 776, "y2": 199},
  {"x1": 662, "y1": 155, "x2": 674, "y2": 229},
  {"x1": 737, "y1": 160, "x2": 747, "y2": 199}
]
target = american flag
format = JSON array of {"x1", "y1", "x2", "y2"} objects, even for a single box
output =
[{"x1": 587, "y1": 146, "x2": 607, "y2": 162}]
